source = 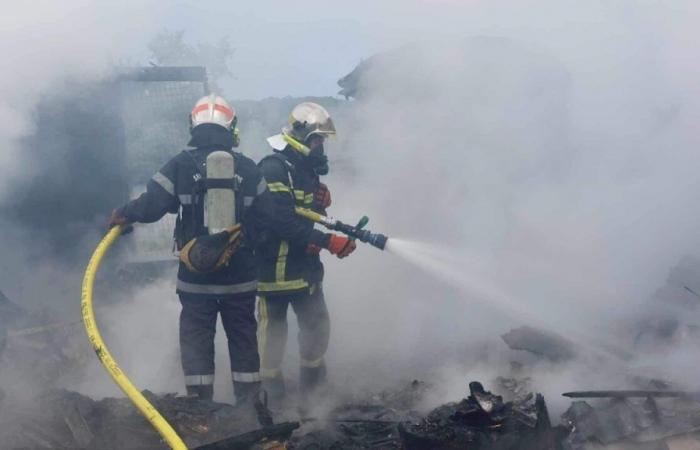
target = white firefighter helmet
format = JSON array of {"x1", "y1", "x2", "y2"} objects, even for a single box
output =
[
  {"x1": 190, "y1": 94, "x2": 236, "y2": 131},
  {"x1": 268, "y1": 102, "x2": 336, "y2": 151},
  {"x1": 285, "y1": 102, "x2": 336, "y2": 142}
]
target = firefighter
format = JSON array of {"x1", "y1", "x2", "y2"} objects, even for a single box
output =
[
  {"x1": 257, "y1": 102, "x2": 356, "y2": 402},
  {"x1": 108, "y1": 95, "x2": 270, "y2": 416}
]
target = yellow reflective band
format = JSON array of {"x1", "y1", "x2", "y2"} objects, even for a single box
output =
[
  {"x1": 293, "y1": 190, "x2": 315, "y2": 205},
  {"x1": 257, "y1": 279, "x2": 309, "y2": 292},
  {"x1": 268, "y1": 182, "x2": 291, "y2": 193},
  {"x1": 257, "y1": 296, "x2": 268, "y2": 365},
  {"x1": 276, "y1": 241, "x2": 288, "y2": 281},
  {"x1": 282, "y1": 133, "x2": 311, "y2": 156},
  {"x1": 258, "y1": 241, "x2": 310, "y2": 293},
  {"x1": 309, "y1": 284, "x2": 317, "y2": 295}
]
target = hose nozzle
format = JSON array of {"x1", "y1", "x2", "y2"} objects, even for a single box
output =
[
  {"x1": 332, "y1": 221, "x2": 388, "y2": 251},
  {"x1": 353, "y1": 229, "x2": 388, "y2": 250},
  {"x1": 294, "y1": 207, "x2": 389, "y2": 251}
]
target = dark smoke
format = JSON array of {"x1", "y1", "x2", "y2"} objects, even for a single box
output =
[
  {"x1": 0, "y1": 77, "x2": 134, "y2": 321},
  {"x1": 2, "y1": 80, "x2": 129, "y2": 259}
]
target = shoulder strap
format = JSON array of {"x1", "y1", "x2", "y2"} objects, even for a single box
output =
[
  {"x1": 183, "y1": 149, "x2": 205, "y2": 177},
  {"x1": 186, "y1": 149, "x2": 240, "y2": 191}
]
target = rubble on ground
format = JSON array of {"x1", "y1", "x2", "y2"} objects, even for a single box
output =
[
  {"x1": 398, "y1": 381, "x2": 563, "y2": 450},
  {"x1": 291, "y1": 403, "x2": 405, "y2": 449},
  {"x1": 5, "y1": 373, "x2": 700, "y2": 449},
  {"x1": 1, "y1": 378, "x2": 558, "y2": 449},
  {"x1": 0, "y1": 289, "x2": 86, "y2": 393},
  {"x1": 288, "y1": 380, "x2": 428, "y2": 449},
  {"x1": 288, "y1": 378, "x2": 700, "y2": 449},
  {"x1": 0, "y1": 389, "x2": 298, "y2": 449},
  {"x1": 5, "y1": 252, "x2": 700, "y2": 449},
  {"x1": 280, "y1": 378, "x2": 564, "y2": 449},
  {"x1": 633, "y1": 255, "x2": 700, "y2": 353},
  {"x1": 561, "y1": 391, "x2": 700, "y2": 449}
]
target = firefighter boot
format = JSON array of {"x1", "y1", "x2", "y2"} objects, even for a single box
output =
[
  {"x1": 261, "y1": 374, "x2": 286, "y2": 403},
  {"x1": 234, "y1": 381, "x2": 273, "y2": 427},
  {"x1": 186, "y1": 385, "x2": 214, "y2": 401},
  {"x1": 300, "y1": 365, "x2": 327, "y2": 397}
]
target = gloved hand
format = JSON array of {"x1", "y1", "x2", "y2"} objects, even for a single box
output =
[
  {"x1": 326, "y1": 234, "x2": 356, "y2": 259},
  {"x1": 315, "y1": 182, "x2": 331, "y2": 209},
  {"x1": 108, "y1": 209, "x2": 130, "y2": 227}
]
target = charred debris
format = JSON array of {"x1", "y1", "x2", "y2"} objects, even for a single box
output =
[
  {"x1": 5, "y1": 377, "x2": 700, "y2": 449},
  {"x1": 3, "y1": 253, "x2": 700, "y2": 449}
]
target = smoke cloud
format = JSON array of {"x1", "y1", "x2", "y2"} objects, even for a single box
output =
[
  {"x1": 0, "y1": 1, "x2": 162, "y2": 398},
  {"x1": 4, "y1": 0, "x2": 700, "y2": 422},
  {"x1": 321, "y1": 1, "x2": 700, "y2": 409}
]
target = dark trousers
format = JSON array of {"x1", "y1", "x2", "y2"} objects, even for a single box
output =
[
  {"x1": 257, "y1": 284, "x2": 330, "y2": 389},
  {"x1": 178, "y1": 292, "x2": 260, "y2": 398}
]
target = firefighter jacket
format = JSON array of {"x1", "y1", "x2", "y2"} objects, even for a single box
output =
[
  {"x1": 256, "y1": 147, "x2": 331, "y2": 296},
  {"x1": 117, "y1": 124, "x2": 269, "y2": 297}
]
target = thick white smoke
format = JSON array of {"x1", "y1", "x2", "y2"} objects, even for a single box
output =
[
  {"x1": 320, "y1": 1, "x2": 700, "y2": 409},
  {"x1": 5, "y1": 0, "x2": 700, "y2": 423}
]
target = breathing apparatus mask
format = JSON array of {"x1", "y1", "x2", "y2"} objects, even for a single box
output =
[{"x1": 283, "y1": 133, "x2": 329, "y2": 175}]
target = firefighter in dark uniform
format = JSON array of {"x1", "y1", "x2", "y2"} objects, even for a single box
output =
[
  {"x1": 109, "y1": 95, "x2": 270, "y2": 411},
  {"x1": 257, "y1": 102, "x2": 356, "y2": 401}
]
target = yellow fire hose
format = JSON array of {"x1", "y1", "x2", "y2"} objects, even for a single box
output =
[{"x1": 81, "y1": 225, "x2": 188, "y2": 450}]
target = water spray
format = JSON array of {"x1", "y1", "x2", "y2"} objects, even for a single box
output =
[{"x1": 294, "y1": 207, "x2": 389, "y2": 250}]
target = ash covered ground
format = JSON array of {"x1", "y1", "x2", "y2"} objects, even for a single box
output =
[{"x1": 3, "y1": 254, "x2": 700, "y2": 449}]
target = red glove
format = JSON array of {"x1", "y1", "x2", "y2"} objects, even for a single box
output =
[
  {"x1": 327, "y1": 235, "x2": 356, "y2": 259},
  {"x1": 315, "y1": 182, "x2": 331, "y2": 209}
]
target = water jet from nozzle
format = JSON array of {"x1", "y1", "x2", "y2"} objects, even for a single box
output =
[{"x1": 383, "y1": 238, "x2": 632, "y2": 363}]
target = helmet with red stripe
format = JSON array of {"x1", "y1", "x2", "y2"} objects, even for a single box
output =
[{"x1": 190, "y1": 94, "x2": 236, "y2": 131}]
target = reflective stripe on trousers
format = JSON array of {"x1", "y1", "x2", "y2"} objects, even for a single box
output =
[
  {"x1": 179, "y1": 293, "x2": 260, "y2": 392},
  {"x1": 257, "y1": 296, "x2": 271, "y2": 376},
  {"x1": 257, "y1": 285, "x2": 329, "y2": 380},
  {"x1": 232, "y1": 371, "x2": 261, "y2": 382},
  {"x1": 185, "y1": 374, "x2": 214, "y2": 386}
]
